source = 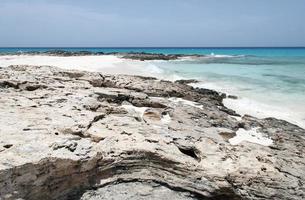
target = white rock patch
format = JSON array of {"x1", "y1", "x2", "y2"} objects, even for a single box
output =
[
  {"x1": 231, "y1": 116, "x2": 242, "y2": 121},
  {"x1": 161, "y1": 114, "x2": 171, "y2": 124},
  {"x1": 169, "y1": 98, "x2": 203, "y2": 110},
  {"x1": 229, "y1": 128, "x2": 273, "y2": 146},
  {"x1": 121, "y1": 105, "x2": 147, "y2": 118}
]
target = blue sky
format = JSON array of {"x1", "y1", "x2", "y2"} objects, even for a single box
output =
[{"x1": 0, "y1": 0, "x2": 304, "y2": 47}]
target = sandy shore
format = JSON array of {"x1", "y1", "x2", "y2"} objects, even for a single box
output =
[{"x1": 0, "y1": 55, "x2": 163, "y2": 76}]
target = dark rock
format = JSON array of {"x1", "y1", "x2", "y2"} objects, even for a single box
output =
[
  {"x1": 0, "y1": 80, "x2": 20, "y2": 89},
  {"x1": 175, "y1": 79, "x2": 199, "y2": 84},
  {"x1": 24, "y1": 84, "x2": 47, "y2": 91},
  {"x1": 228, "y1": 95, "x2": 238, "y2": 99},
  {"x1": 3, "y1": 144, "x2": 13, "y2": 149},
  {"x1": 121, "y1": 52, "x2": 180, "y2": 61}
]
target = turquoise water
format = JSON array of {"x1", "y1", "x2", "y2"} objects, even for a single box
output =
[
  {"x1": 1, "y1": 47, "x2": 305, "y2": 57},
  {"x1": 145, "y1": 50, "x2": 305, "y2": 127},
  {"x1": 0, "y1": 47, "x2": 305, "y2": 127},
  {"x1": 154, "y1": 57, "x2": 305, "y2": 105}
]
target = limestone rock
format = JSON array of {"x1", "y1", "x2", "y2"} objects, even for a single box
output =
[{"x1": 0, "y1": 65, "x2": 304, "y2": 200}]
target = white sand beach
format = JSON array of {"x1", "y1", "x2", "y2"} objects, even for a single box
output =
[{"x1": 0, "y1": 55, "x2": 163, "y2": 76}]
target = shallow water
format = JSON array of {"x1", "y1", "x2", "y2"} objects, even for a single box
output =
[{"x1": 150, "y1": 54, "x2": 305, "y2": 128}]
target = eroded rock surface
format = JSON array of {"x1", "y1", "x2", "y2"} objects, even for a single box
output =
[
  {"x1": 80, "y1": 181, "x2": 198, "y2": 200},
  {"x1": 0, "y1": 65, "x2": 304, "y2": 200}
]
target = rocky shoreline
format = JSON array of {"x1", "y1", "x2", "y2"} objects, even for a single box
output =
[{"x1": 0, "y1": 65, "x2": 305, "y2": 200}]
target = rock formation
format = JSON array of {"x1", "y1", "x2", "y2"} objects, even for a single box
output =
[{"x1": 0, "y1": 65, "x2": 304, "y2": 200}]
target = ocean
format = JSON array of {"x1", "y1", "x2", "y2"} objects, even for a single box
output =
[{"x1": 0, "y1": 47, "x2": 305, "y2": 128}]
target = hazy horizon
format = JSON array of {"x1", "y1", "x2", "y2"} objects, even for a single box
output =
[{"x1": 1, "y1": 0, "x2": 305, "y2": 47}]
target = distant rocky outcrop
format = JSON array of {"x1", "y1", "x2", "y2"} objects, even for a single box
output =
[
  {"x1": 44, "y1": 50, "x2": 103, "y2": 56},
  {"x1": 175, "y1": 79, "x2": 200, "y2": 84},
  {"x1": 119, "y1": 52, "x2": 183, "y2": 60},
  {"x1": 0, "y1": 65, "x2": 304, "y2": 200},
  {"x1": 0, "y1": 50, "x2": 204, "y2": 61}
]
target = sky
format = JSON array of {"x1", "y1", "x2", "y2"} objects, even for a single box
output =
[{"x1": 0, "y1": 0, "x2": 304, "y2": 47}]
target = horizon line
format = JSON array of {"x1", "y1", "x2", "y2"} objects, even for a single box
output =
[{"x1": 1, "y1": 46, "x2": 305, "y2": 49}]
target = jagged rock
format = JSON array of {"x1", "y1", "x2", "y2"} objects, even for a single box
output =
[{"x1": 0, "y1": 65, "x2": 304, "y2": 200}]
